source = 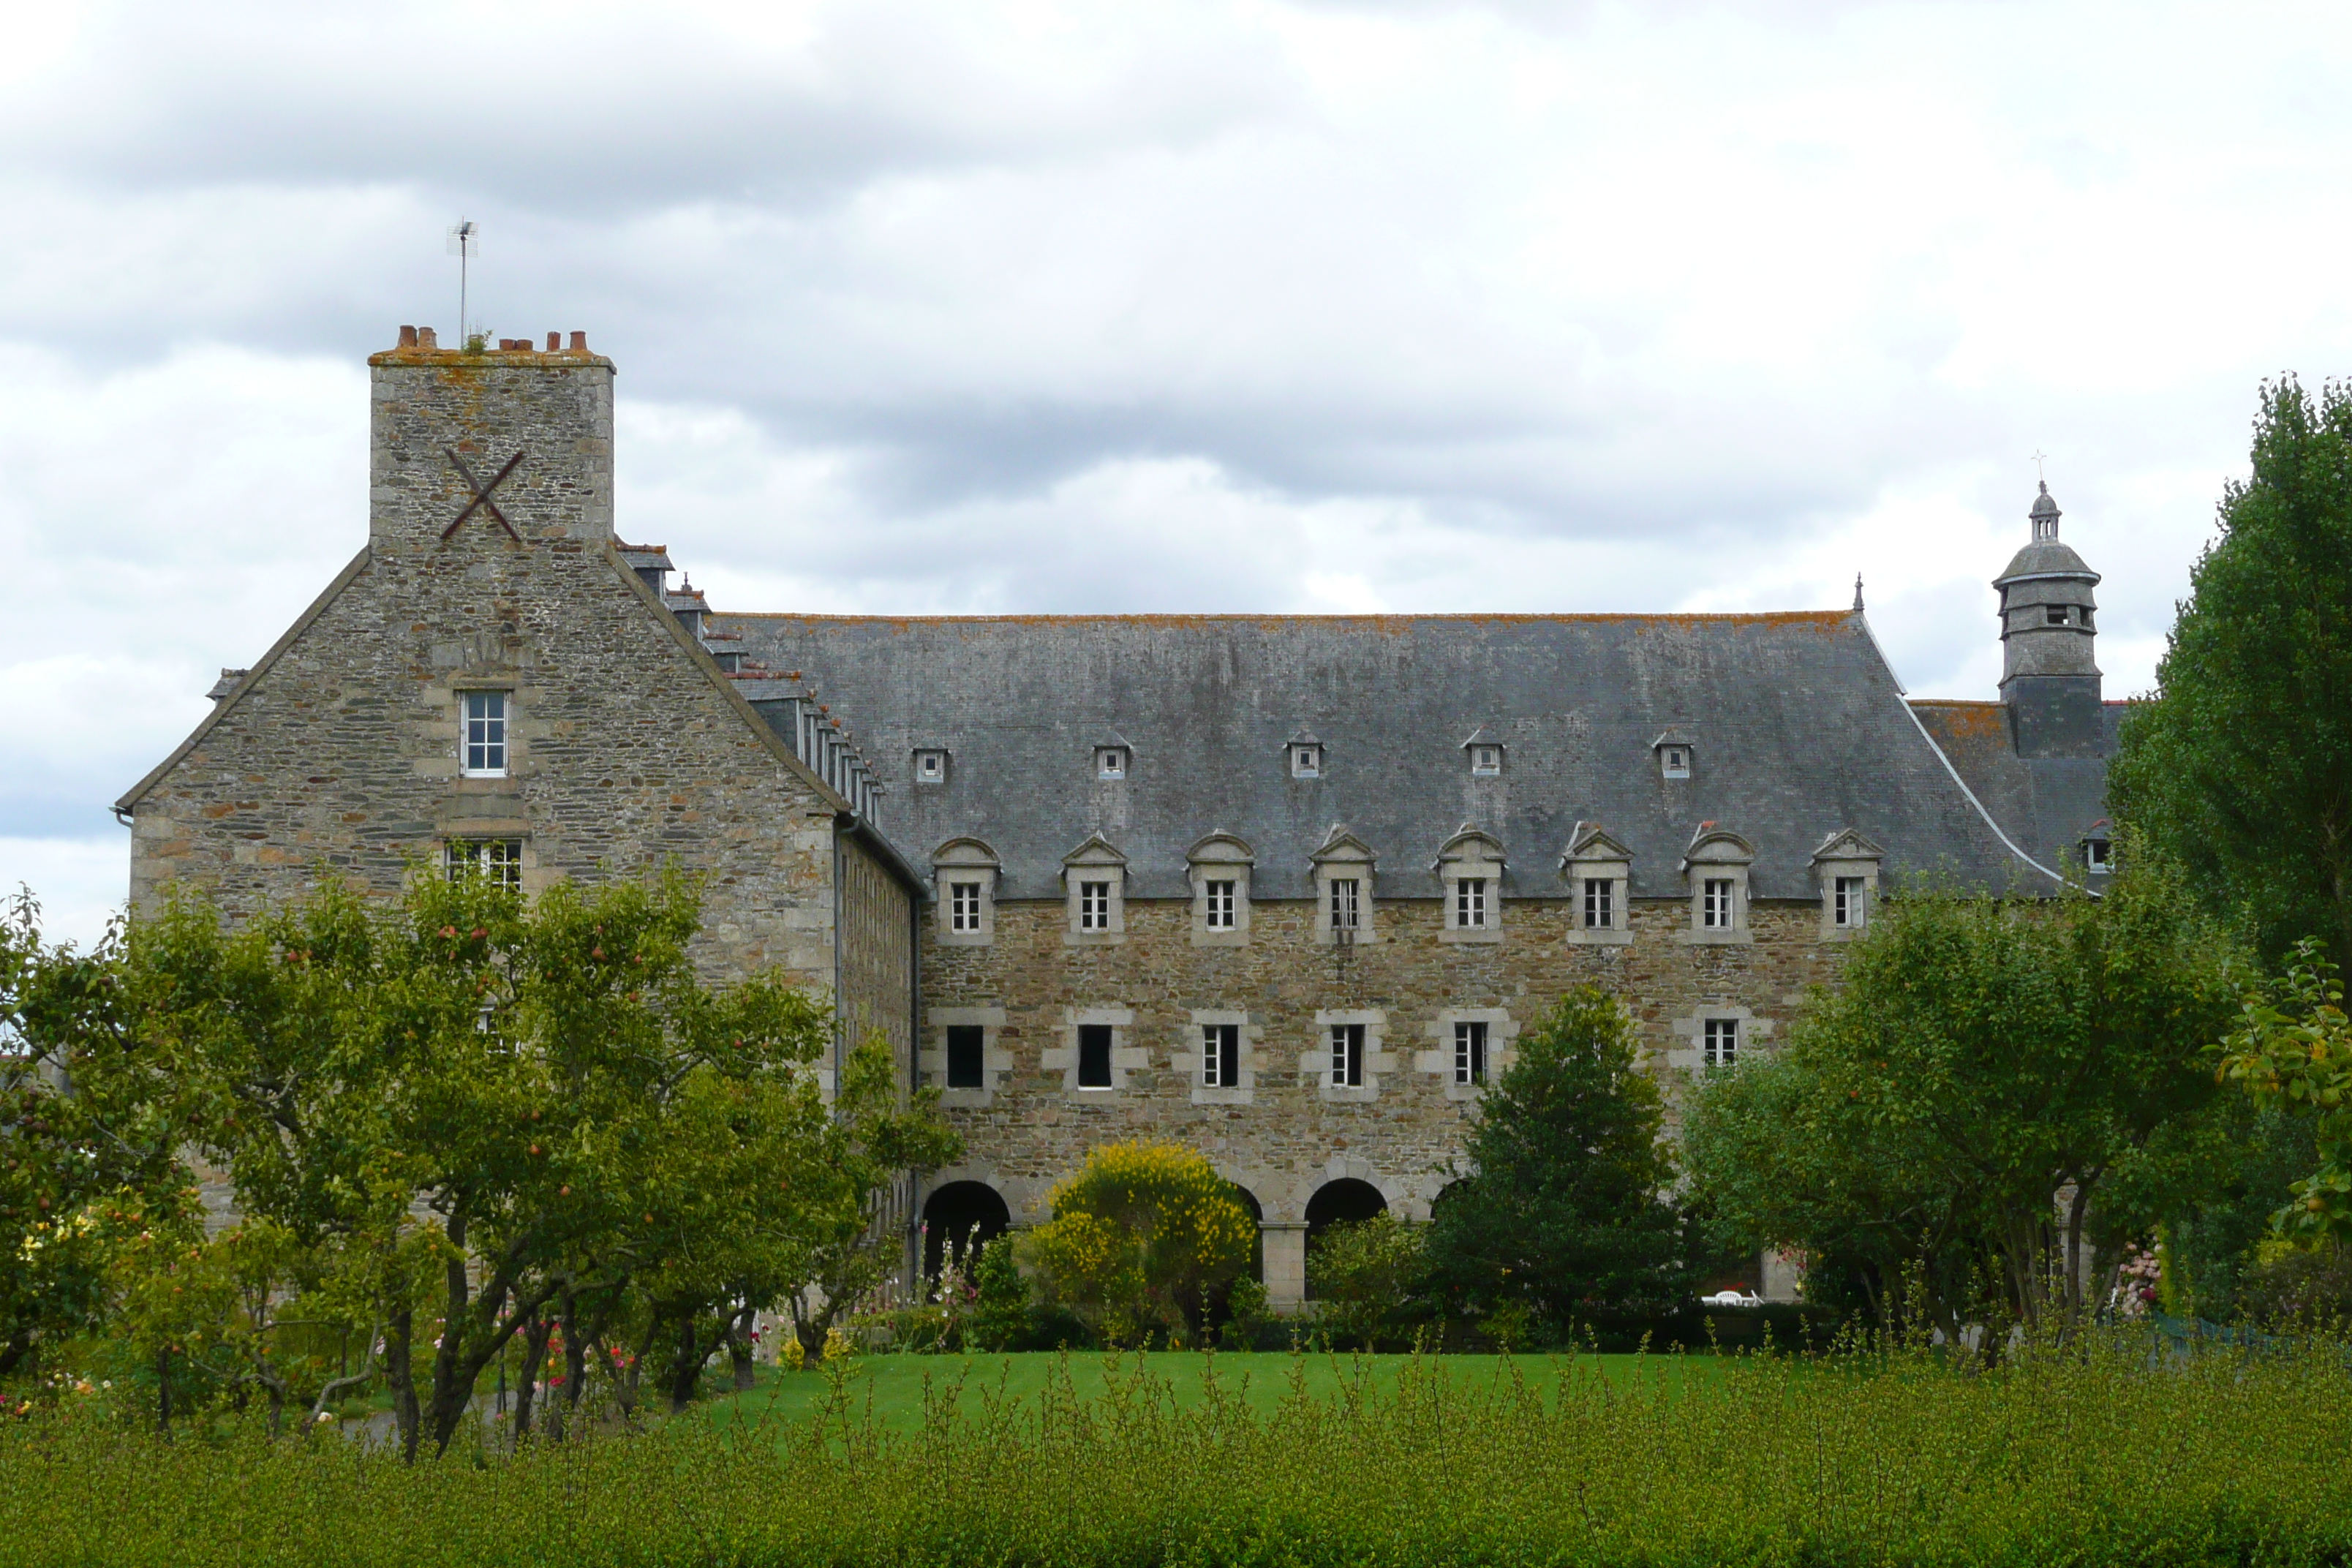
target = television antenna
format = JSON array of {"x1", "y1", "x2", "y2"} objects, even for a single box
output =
[{"x1": 446, "y1": 219, "x2": 480, "y2": 342}]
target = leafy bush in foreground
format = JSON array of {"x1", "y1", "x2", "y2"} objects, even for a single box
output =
[{"x1": 3, "y1": 1332, "x2": 2349, "y2": 1567}]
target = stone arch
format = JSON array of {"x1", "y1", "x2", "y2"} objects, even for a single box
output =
[
  {"x1": 921, "y1": 1180, "x2": 1011, "y2": 1282},
  {"x1": 1303, "y1": 1177, "x2": 1388, "y2": 1299},
  {"x1": 1226, "y1": 1180, "x2": 1265, "y2": 1281}
]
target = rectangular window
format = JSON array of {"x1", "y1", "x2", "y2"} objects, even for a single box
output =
[
  {"x1": 1583, "y1": 877, "x2": 1614, "y2": 930},
  {"x1": 445, "y1": 839, "x2": 521, "y2": 889},
  {"x1": 1077, "y1": 1024, "x2": 1113, "y2": 1089},
  {"x1": 1079, "y1": 881, "x2": 1112, "y2": 932},
  {"x1": 2085, "y1": 839, "x2": 2111, "y2": 873},
  {"x1": 461, "y1": 690, "x2": 508, "y2": 777},
  {"x1": 1328, "y1": 878, "x2": 1361, "y2": 932},
  {"x1": 950, "y1": 881, "x2": 983, "y2": 932},
  {"x1": 1833, "y1": 876, "x2": 1867, "y2": 928},
  {"x1": 1202, "y1": 1023, "x2": 1240, "y2": 1088},
  {"x1": 1096, "y1": 747, "x2": 1127, "y2": 780},
  {"x1": 2046, "y1": 604, "x2": 2070, "y2": 625},
  {"x1": 1454, "y1": 877, "x2": 1488, "y2": 929},
  {"x1": 1703, "y1": 878, "x2": 1735, "y2": 929},
  {"x1": 945, "y1": 1025, "x2": 985, "y2": 1090},
  {"x1": 1329, "y1": 1023, "x2": 1365, "y2": 1088},
  {"x1": 1454, "y1": 1020, "x2": 1488, "y2": 1085},
  {"x1": 1703, "y1": 1017, "x2": 1738, "y2": 1070},
  {"x1": 1292, "y1": 746, "x2": 1321, "y2": 778},
  {"x1": 1471, "y1": 745, "x2": 1501, "y2": 776},
  {"x1": 1205, "y1": 879, "x2": 1235, "y2": 930}
]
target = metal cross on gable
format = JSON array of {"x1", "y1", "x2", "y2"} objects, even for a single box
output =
[{"x1": 441, "y1": 447, "x2": 527, "y2": 541}]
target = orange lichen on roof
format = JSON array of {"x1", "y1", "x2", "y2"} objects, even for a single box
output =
[
  {"x1": 1910, "y1": 699, "x2": 2009, "y2": 741},
  {"x1": 715, "y1": 609, "x2": 1856, "y2": 636}
]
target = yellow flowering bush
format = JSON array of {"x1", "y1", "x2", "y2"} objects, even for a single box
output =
[{"x1": 1019, "y1": 1141, "x2": 1254, "y2": 1345}]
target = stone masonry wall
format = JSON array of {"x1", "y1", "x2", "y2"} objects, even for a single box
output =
[
  {"x1": 124, "y1": 345, "x2": 848, "y2": 992},
  {"x1": 837, "y1": 830, "x2": 916, "y2": 1079},
  {"x1": 919, "y1": 894, "x2": 1852, "y2": 1237}
]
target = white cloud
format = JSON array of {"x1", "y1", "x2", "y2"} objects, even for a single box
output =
[{"x1": 5, "y1": 0, "x2": 2342, "y2": 921}]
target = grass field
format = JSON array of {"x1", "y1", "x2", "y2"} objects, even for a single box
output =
[{"x1": 701, "y1": 1346, "x2": 1736, "y2": 1434}]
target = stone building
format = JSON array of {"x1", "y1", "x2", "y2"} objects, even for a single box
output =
[{"x1": 119, "y1": 332, "x2": 2115, "y2": 1308}]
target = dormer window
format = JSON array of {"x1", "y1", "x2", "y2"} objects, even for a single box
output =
[
  {"x1": 1292, "y1": 745, "x2": 1322, "y2": 778},
  {"x1": 1095, "y1": 747, "x2": 1128, "y2": 781},
  {"x1": 2084, "y1": 837, "x2": 2111, "y2": 875},
  {"x1": 2046, "y1": 605, "x2": 2070, "y2": 625},
  {"x1": 1471, "y1": 745, "x2": 1502, "y2": 777},
  {"x1": 913, "y1": 750, "x2": 949, "y2": 785},
  {"x1": 1661, "y1": 746, "x2": 1690, "y2": 780}
]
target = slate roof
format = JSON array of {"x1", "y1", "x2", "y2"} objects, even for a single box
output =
[
  {"x1": 715, "y1": 609, "x2": 2065, "y2": 903},
  {"x1": 1908, "y1": 698, "x2": 2125, "y2": 873}
]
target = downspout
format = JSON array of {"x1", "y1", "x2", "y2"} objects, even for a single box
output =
[
  {"x1": 832, "y1": 823, "x2": 845, "y2": 1093},
  {"x1": 906, "y1": 873, "x2": 924, "y2": 1301}
]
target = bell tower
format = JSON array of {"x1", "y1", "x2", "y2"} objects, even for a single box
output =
[{"x1": 1994, "y1": 482, "x2": 2104, "y2": 758}]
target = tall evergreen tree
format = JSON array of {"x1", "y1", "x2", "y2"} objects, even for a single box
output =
[
  {"x1": 2110, "y1": 375, "x2": 2352, "y2": 968},
  {"x1": 1421, "y1": 985, "x2": 1692, "y2": 1326}
]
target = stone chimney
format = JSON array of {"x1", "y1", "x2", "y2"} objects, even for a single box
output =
[{"x1": 366, "y1": 328, "x2": 613, "y2": 556}]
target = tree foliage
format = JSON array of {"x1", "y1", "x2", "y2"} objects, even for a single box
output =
[
  {"x1": 124, "y1": 867, "x2": 938, "y2": 1455},
  {"x1": 0, "y1": 892, "x2": 196, "y2": 1381},
  {"x1": 1420, "y1": 985, "x2": 1693, "y2": 1326},
  {"x1": 1685, "y1": 864, "x2": 2245, "y2": 1336},
  {"x1": 1019, "y1": 1140, "x2": 1254, "y2": 1346},
  {"x1": 2217, "y1": 937, "x2": 2352, "y2": 1245},
  {"x1": 2109, "y1": 376, "x2": 2352, "y2": 970}
]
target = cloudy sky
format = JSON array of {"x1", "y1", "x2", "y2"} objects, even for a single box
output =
[{"x1": 3, "y1": 0, "x2": 2344, "y2": 946}]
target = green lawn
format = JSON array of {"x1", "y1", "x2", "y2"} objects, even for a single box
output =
[{"x1": 702, "y1": 1346, "x2": 1740, "y2": 1435}]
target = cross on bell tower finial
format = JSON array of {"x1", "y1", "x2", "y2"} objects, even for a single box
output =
[{"x1": 1852, "y1": 572, "x2": 1863, "y2": 611}]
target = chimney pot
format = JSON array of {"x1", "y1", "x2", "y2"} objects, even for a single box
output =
[
  {"x1": 418, "y1": 327, "x2": 439, "y2": 350},
  {"x1": 568, "y1": 331, "x2": 587, "y2": 351},
  {"x1": 397, "y1": 325, "x2": 419, "y2": 348},
  {"x1": 546, "y1": 331, "x2": 560, "y2": 351}
]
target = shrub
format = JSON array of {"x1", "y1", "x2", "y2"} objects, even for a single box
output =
[
  {"x1": 1019, "y1": 1141, "x2": 1253, "y2": 1346},
  {"x1": 2237, "y1": 1243, "x2": 2352, "y2": 1328},
  {"x1": 1307, "y1": 1213, "x2": 1429, "y2": 1349}
]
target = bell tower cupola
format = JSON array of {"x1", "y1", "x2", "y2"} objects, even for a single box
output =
[{"x1": 1994, "y1": 481, "x2": 2104, "y2": 758}]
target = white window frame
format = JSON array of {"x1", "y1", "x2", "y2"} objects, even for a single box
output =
[
  {"x1": 1204, "y1": 880, "x2": 1236, "y2": 930},
  {"x1": 1202, "y1": 1022, "x2": 1240, "y2": 1088},
  {"x1": 949, "y1": 881, "x2": 984, "y2": 933},
  {"x1": 1329, "y1": 878, "x2": 1361, "y2": 934},
  {"x1": 1583, "y1": 878, "x2": 1615, "y2": 930},
  {"x1": 913, "y1": 749, "x2": 949, "y2": 785},
  {"x1": 1291, "y1": 745, "x2": 1322, "y2": 779},
  {"x1": 1471, "y1": 745, "x2": 1502, "y2": 777},
  {"x1": 1420, "y1": 1006, "x2": 1519, "y2": 1098},
  {"x1": 1453, "y1": 1019, "x2": 1488, "y2": 1085},
  {"x1": 1681, "y1": 830, "x2": 1754, "y2": 946},
  {"x1": 1703, "y1": 1017, "x2": 1739, "y2": 1070},
  {"x1": 1186, "y1": 834, "x2": 1254, "y2": 947},
  {"x1": 1660, "y1": 745, "x2": 1690, "y2": 780},
  {"x1": 445, "y1": 837, "x2": 523, "y2": 889},
  {"x1": 459, "y1": 690, "x2": 509, "y2": 778},
  {"x1": 1329, "y1": 1022, "x2": 1365, "y2": 1088},
  {"x1": 1811, "y1": 832, "x2": 1883, "y2": 941},
  {"x1": 1306, "y1": 1009, "x2": 1387, "y2": 1101},
  {"x1": 1311, "y1": 834, "x2": 1379, "y2": 946},
  {"x1": 1062, "y1": 837, "x2": 1128, "y2": 945},
  {"x1": 1670, "y1": 1006, "x2": 1772, "y2": 1074},
  {"x1": 1563, "y1": 826, "x2": 1635, "y2": 947},
  {"x1": 1436, "y1": 829, "x2": 1506, "y2": 946},
  {"x1": 1187, "y1": 1008, "x2": 1258, "y2": 1104},
  {"x1": 2084, "y1": 838, "x2": 2111, "y2": 875},
  {"x1": 1095, "y1": 746, "x2": 1128, "y2": 781},
  {"x1": 932, "y1": 840, "x2": 1000, "y2": 947}
]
